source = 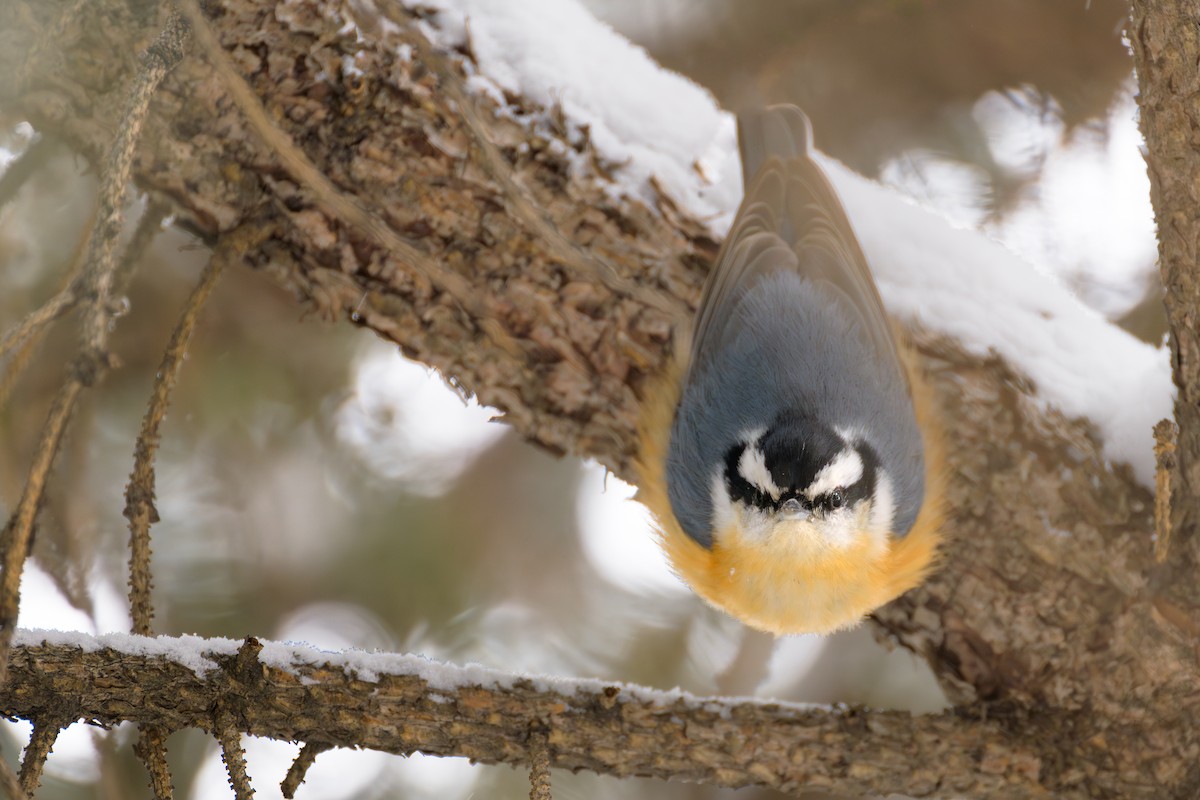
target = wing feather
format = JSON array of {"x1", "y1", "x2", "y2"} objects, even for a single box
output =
[{"x1": 686, "y1": 105, "x2": 904, "y2": 387}]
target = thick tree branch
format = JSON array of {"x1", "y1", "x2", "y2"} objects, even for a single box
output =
[
  {"x1": 1130, "y1": 1, "x2": 1200, "y2": 556},
  {"x1": 0, "y1": 0, "x2": 1197, "y2": 797},
  {"x1": 1, "y1": 634, "x2": 1047, "y2": 798}
]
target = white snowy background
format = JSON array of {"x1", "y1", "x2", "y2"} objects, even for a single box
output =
[{"x1": 0, "y1": 0, "x2": 1166, "y2": 797}]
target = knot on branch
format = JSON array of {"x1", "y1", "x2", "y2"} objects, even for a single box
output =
[
  {"x1": 143, "y1": 9, "x2": 191, "y2": 71},
  {"x1": 71, "y1": 349, "x2": 117, "y2": 386},
  {"x1": 232, "y1": 636, "x2": 265, "y2": 685}
]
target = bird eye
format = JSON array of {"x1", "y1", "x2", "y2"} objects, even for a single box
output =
[{"x1": 826, "y1": 488, "x2": 846, "y2": 510}]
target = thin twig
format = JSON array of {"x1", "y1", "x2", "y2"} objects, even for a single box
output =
[
  {"x1": 17, "y1": 717, "x2": 62, "y2": 795},
  {"x1": 0, "y1": 195, "x2": 95, "y2": 404},
  {"x1": 528, "y1": 728, "x2": 552, "y2": 800},
  {"x1": 133, "y1": 725, "x2": 175, "y2": 800},
  {"x1": 216, "y1": 714, "x2": 255, "y2": 800},
  {"x1": 176, "y1": 0, "x2": 519, "y2": 354},
  {"x1": 0, "y1": 326, "x2": 39, "y2": 412},
  {"x1": 125, "y1": 254, "x2": 224, "y2": 636},
  {"x1": 78, "y1": 7, "x2": 190, "y2": 362},
  {"x1": 1154, "y1": 418, "x2": 1177, "y2": 562},
  {"x1": 122, "y1": 202, "x2": 203, "y2": 796},
  {"x1": 281, "y1": 742, "x2": 329, "y2": 799},
  {"x1": 0, "y1": 8, "x2": 190, "y2": 688},
  {"x1": 0, "y1": 289, "x2": 78, "y2": 363},
  {"x1": 0, "y1": 289, "x2": 78, "y2": 412},
  {"x1": 0, "y1": 756, "x2": 28, "y2": 800},
  {"x1": 0, "y1": 378, "x2": 83, "y2": 685}
]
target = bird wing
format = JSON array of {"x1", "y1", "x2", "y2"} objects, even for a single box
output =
[{"x1": 686, "y1": 104, "x2": 904, "y2": 386}]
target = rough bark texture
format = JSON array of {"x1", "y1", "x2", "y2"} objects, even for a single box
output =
[
  {"x1": 1130, "y1": 2, "x2": 1200, "y2": 558},
  {"x1": 1, "y1": 636, "x2": 1048, "y2": 798},
  {"x1": 0, "y1": 1, "x2": 1197, "y2": 798}
]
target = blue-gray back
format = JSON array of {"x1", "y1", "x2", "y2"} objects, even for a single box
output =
[{"x1": 666, "y1": 105, "x2": 925, "y2": 547}]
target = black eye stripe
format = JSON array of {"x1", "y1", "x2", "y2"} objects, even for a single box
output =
[
  {"x1": 812, "y1": 487, "x2": 848, "y2": 514},
  {"x1": 723, "y1": 437, "x2": 884, "y2": 514},
  {"x1": 816, "y1": 445, "x2": 878, "y2": 508},
  {"x1": 724, "y1": 443, "x2": 763, "y2": 506}
]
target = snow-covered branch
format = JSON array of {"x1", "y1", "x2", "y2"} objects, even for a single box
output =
[{"x1": 1, "y1": 631, "x2": 1045, "y2": 797}]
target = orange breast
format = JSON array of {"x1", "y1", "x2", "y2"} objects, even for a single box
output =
[{"x1": 633, "y1": 354, "x2": 945, "y2": 635}]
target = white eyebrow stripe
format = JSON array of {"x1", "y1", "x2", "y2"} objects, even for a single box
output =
[
  {"x1": 709, "y1": 470, "x2": 737, "y2": 533},
  {"x1": 868, "y1": 472, "x2": 896, "y2": 535},
  {"x1": 738, "y1": 444, "x2": 782, "y2": 500},
  {"x1": 805, "y1": 448, "x2": 863, "y2": 498}
]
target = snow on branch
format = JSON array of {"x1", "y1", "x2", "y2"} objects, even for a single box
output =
[{"x1": 2, "y1": 631, "x2": 1043, "y2": 797}]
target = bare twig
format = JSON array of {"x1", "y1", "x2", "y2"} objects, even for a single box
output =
[
  {"x1": 0, "y1": 195, "x2": 94, "y2": 405},
  {"x1": 528, "y1": 729, "x2": 552, "y2": 800},
  {"x1": 17, "y1": 717, "x2": 62, "y2": 794},
  {"x1": 125, "y1": 254, "x2": 225, "y2": 636},
  {"x1": 0, "y1": 329, "x2": 41, "y2": 413},
  {"x1": 78, "y1": 7, "x2": 190, "y2": 361},
  {"x1": 1154, "y1": 418, "x2": 1177, "y2": 562},
  {"x1": 0, "y1": 288, "x2": 78, "y2": 363},
  {"x1": 126, "y1": 219, "x2": 212, "y2": 799},
  {"x1": 0, "y1": 173, "x2": 163, "y2": 415},
  {"x1": 0, "y1": 6, "x2": 190, "y2": 688},
  {"x1": 133, "y1": 725, "x2": 175, "y2": 800},
  {"x1": 216, "y1": 714, "x2": 255, "y2": 800},
  {"x1": 0, "y1": 378, "x2": 84, "y2": 685},
  {"x1": 120, "y1": 233, "x2": 215, "y2": 797},
  {"x1": 281, "y1": 742, "x2": 329, "y2": 799},
  {"x1": 0, "y1": 757, "x2": 29, "y2": 800}
]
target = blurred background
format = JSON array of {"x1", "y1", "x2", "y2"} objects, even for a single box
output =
[{"x1": 0, "y1": 0, "x2": 1156, "y2": 798}]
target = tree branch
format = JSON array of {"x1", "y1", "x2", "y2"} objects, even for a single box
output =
[
  {"x1": 1130, "y1": 1, "x2": 1200, "y2": 557},
  {"x1": 16, "y1": 717, "x2": 62, "y2": 795},
  {"x1": 280, "y1": 742, "x2": 327, "y2": 799},
  {"x1": 0, "y1": 634, "x2": 1047, "y2": 798}
]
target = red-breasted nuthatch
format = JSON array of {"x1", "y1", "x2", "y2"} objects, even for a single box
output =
[{"x1": 637, "y1": 105, "x2": 944, "y2": 635}]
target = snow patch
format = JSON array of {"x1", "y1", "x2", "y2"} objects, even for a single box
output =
[
  {"x1": 400, "y1": 0, "x2": 1170, "y2": 484},
  {"x1": 401, "y1": 0, "x2": 741, "y2": 225},
  {"x1": 16, "y1": 629, "x2": 829, "y2": 713}
]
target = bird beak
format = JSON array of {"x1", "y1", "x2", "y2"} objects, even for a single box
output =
[{"x1": 780, "y1": 498, "x2": 811, "y2": 521}]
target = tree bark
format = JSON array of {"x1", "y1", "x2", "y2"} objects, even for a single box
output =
[
  {"x1": 1, "y1": 635, "x2": 1048, "y2": 798},
  {"x1": 0, "y1": 0, "x2": 1197, "y2": 798},
  {"x1": 1130, "y1": 0, "x2": 1200, "y2": 563}
]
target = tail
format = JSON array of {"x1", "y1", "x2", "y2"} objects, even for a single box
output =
[{"x1": 736, "y1": 104, "x2": 815, "y2": 191}]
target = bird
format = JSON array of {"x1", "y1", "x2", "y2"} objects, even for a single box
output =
[{"x1": 635, "y1": 104, "x2": 944, "y2": 635}]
